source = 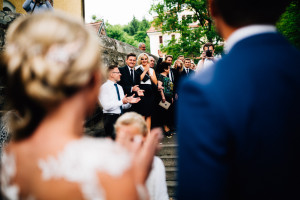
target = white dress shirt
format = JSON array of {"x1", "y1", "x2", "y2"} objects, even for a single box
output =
[
  {"x1": 127, "y1": 65, "x2": 135, "y2": 80},
  {"x1": 183, "y1": 67, "x2": 190, "y2": 74},
  {"x1": 99, "y1": 80, "x2": 131, "y2": 114}
]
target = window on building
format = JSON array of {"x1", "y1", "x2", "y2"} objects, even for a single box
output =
[{"x1": 159, "y1": 36, "x2": 163, "y2": 44}]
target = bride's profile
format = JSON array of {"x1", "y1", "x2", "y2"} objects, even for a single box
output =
[{"x1": 0, "y1": 11, "x2": 161, "y2": 200}]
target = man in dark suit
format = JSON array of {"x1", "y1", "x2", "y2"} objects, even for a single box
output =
[
  {"x1": 179, "y1": 58, "x2": 195, "y2": 83},
  {"x1": 177, "y1": 0, "x2": 300, "y2": 199},
  {"x1": 118, "y1": 53, "x2": 141, "y2": 112}
]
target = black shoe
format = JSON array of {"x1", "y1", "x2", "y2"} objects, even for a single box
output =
[{"x1": 164, "y1": 130, "x2": 173, "y2": 138}]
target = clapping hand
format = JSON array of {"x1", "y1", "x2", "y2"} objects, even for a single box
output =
[
  {"x1": 126, "y1": 94, "x2": 141, "y2": 104},
  {"x1": 122, "y1": 94, "x2": 128, "y2": 104},
  {"x1": 132, "y1": 85, "x2": 140, "y2": 92},
  {"x1": 137, "y1": 89, "x2": 144, "y2": 96},
  {"x1": 144, "y1": 64, "x2": 150, "y2": 72}
]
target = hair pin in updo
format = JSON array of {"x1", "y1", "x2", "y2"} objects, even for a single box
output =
[{"x1": 45, "y1": 40, "x2": 83, "y2": 67}]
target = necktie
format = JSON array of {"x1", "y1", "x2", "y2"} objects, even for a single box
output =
[
  {"x1": 114, "y1": 83, "x2": 123, "y2": 113},
  {"x1": 130, "y1": 69, "x2": 134, "y2": 82},
  {"x1": 187, "y1": 68, "x2": 189, "y2": 75}
]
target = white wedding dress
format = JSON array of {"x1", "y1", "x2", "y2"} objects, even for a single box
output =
[{"x1": 1, "y1": 137, "x2": 133, "y2": 200}]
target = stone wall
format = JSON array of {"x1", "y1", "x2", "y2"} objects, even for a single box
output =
[
  {"x1": 0, "y1": 11, "x2": 22, "y2": 51},
  {"x1": 99, "y1": 35, "x2": 152, "y2": 68}
]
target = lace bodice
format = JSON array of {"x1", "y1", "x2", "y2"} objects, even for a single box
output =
[{"x1": 1, "y1": 137, "x2": 132, "y2": 200}]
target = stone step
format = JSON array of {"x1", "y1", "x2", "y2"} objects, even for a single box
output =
[
  {"x1": 167, "y1": 181, "x2": 177, "y2": 199},
  {"x1": 165, "y1": 166, "x2": 177, "y2": 181},
  {"x1": 157, "y1": 143, "x2": 177, "y2": 157},
  {"x1": 160, "y1": 155, "x2": 177, "y2": 167}
]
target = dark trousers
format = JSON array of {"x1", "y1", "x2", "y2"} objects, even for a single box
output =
[{"x1": 103, "y1": 113, "x2": 120, "y2": 140}]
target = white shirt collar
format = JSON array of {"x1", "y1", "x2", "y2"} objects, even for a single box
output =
[
  {"x1": 127, "y1": 66, "x2": 134, "y2": 71},
  {"x1": 107, "y1": 79, "x2": 116, "y2": 85},
  {"x1": 225, "y1": 25, "x2": 277, "y2": 54}
]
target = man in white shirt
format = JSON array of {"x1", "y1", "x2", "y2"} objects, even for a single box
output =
[{"x1": 99, "y1": 65, "x2": 140, "y2": 139}]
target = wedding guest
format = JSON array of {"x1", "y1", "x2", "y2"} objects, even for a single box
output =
[
  {"x1": 177, "y1": 55, "x2": 184, "y2": 62},
  {"x1": 190, "y1": 62, "x2": 196, "y2": 71},
  {"x1": 99, "y1": 65, "x2": 140, "y2": 139},
  {"x1": 115, "y1": 112, "x2": 169, "y2": 200},
  {"x1": 196, "y1": 42, "x2": 220, "y2": 72},
  {"x1": 157, "y1": 62, "x2": 174, "y2": 138},
  {"x1": 118, "y1": 53, "x2": 143, "y2": 112},
  {"x1": 135, "y1": 53, "x2": 158, "y2": 132},
  {"x1": 180, "y1": 58, "x2": 195, "y2": 82},
  {"x1": 139, "y1": 42, "x2": 146, "y2": 51},
  {"x1": 173, "y1": 60, "x2": 184, "y2": 73},
  {"x1": 172, "y1": 59, "x2": 184, "y2": 98},
  {"x1": 177, "y1": 0, "x2": 299, "y2": 199},
  {"x1": 1, "y1": 12, "x2": 161, "y2": 200},
  {"x1": 149, "y1": 56, "x2": 155, "y2": 68},
  {"x1": 23, "y1": 0, "x2": 53, "y2": 13}
]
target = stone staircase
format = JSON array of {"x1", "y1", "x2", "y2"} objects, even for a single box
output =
[{"x1": 157, "y1": 135, "x2": 178, "y2": 199}]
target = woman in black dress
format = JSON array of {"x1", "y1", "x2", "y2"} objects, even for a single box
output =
[{"x1": 135, "y1": 53, "x2": 158, "y2": 132}]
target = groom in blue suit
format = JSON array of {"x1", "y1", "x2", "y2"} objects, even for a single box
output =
[{"x1": 177, "y1": 0, "x2": 300, "y2": 199}]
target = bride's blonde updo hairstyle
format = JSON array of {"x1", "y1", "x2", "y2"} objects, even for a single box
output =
[{"x1": 4, "y1": 11, "x2": 101, "y2": 141}]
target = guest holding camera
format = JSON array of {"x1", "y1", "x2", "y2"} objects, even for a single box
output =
[
  {"x1": 196, "y1": 42, "x2": 220, "y2": 72},
  {"x1": 157, "y1": 62, "x2": 174, "y2": 138},
  {"x1": 23, "y1": 0, "x2": 53, "y2": 13}
]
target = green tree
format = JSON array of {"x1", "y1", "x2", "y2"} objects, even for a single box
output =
[
  {"x1": 127, "y1": 16, "x2": 140, "y2": 36},
  {"x1": 139, "y1": 18, "x2": 151, "y2": 31},
  {"x1": 150, "y1": 0, "x2": 223, "y2": 58},
  {"x1": 277, "y1": 0, "x2": 300, "y2": 49},
  {"x1": 134, "y1": 31, "x2": 148, "y2": 42},
  {"x1": 91, "y1": 15, "x2": 151, "y2": 52},
  {"x1": 105, "y1": 23, "x2": 125, "y2": 41}
]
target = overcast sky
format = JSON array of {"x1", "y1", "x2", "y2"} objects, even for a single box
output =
[{"x1": 84, "y1": 0, "x2": 155, "y2": 25}]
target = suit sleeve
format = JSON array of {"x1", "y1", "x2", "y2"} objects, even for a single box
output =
[
  {"x1": 154, "y1": 58, "x2": 163, "y2": 73},
  {"x1": 176, "y1": 78, "x2": 231, "y2": 200}
]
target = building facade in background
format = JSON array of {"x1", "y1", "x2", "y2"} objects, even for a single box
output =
[{"x1": 147, "y1": 9, "x2": 198, "y2": 57}]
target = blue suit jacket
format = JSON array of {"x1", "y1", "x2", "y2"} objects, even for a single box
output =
[{"x1": 177, "y1": 33, "x2": 300, "y2": 200}]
